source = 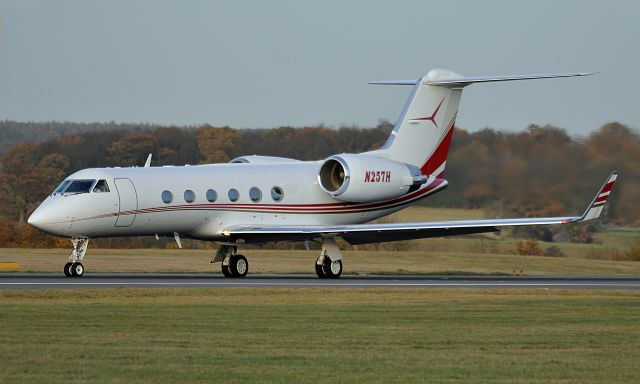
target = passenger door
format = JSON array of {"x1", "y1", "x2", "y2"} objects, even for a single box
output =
[{"x1": 114, "y1": 178, "x2": 138, "y2": 227}]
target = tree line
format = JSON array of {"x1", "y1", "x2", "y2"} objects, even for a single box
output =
[{"x1": 0, "y1": 120, "x2": 637, "y2": 248}]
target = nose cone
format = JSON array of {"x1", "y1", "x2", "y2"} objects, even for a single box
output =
[
  {"x1": 28, "y1": 206, "x2": 48, "y2": 229},
  {"x1": 28, "y1": 202, "x2": 58, "y2": 234}
]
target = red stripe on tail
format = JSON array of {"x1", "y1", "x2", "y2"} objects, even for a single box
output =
[
  {"x1": 420, "y1": 121, "x2": 455, "y2": 176},
  {"x1": 600, "y1": 181, "x2": 615, "y2": 194}
]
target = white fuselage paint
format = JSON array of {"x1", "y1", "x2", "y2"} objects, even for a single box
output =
[{"x1": 29, "y1": 161, "x2": 445, "y2": 242}]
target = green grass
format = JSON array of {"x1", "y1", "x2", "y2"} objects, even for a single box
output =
[
  {"x1": 1, "y1": 288, "x2": 640, "y2": 383},
  {"x1": 4, "y1": 246, "x2": 640, "y2": 276}
]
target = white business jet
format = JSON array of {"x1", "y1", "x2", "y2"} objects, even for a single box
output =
[{"x1": 28, "y1": 69, "x2": 617, "y2": 278}]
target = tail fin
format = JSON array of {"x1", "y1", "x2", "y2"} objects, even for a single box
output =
[{"x1": 366, "y1": 69, "x2": 593, "y2": 177}]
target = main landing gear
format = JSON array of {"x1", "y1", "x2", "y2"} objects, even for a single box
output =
[
  {"x1": 213, "y1": 245, "x2": 249, "y2": 278},
  {"x1": 213, "y1": 238, "x2": 344, "y2": 279},
  {"x1": 64, "y1": 237, "x2": 89, "y2": 277},
  {"x1": 221, "y1": 254, "x2": 249, "y2": 278},
  {"x1": 315, "y1": 238, "x2": 343, "y2": 278}
]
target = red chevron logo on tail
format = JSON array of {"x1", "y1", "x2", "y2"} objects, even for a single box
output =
[{"x1": 409, "y1": 97, "x2": 445, "y2": 127}]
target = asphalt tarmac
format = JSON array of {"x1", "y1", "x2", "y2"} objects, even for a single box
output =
[{"x1": 1, "y1": 273, "x2": 640, "y2": 290}]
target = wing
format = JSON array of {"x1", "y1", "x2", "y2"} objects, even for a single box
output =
[{"x1": 221, "y1": 172, "x2": 618, "y2": 245}]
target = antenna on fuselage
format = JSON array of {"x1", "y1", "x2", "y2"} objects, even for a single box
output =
[{"x1": 144, "y1": 154, "x2": 152, "y2": 168}]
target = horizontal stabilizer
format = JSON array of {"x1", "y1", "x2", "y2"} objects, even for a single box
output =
[
  {"x1": 369, "y1": 72, "x2": 594, "y2": 88},
  {"x1": 368, "y1": 80, "x2": 419, "y2": 86},
  {"x1": 427, "y1": 72, "x2": 594, "y2": 87}
]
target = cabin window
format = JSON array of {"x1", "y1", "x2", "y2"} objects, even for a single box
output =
[
  {"x1": 65, "y1": 179, "x2": 96, "y2": 194},
  {"x1": 271, "y1": 186, "x2": 284, "y2": 201},
  {"x1": 249, "y1": 187, "x2": 262, "y2": 202},
  {"x1": 184, "y1": 190, "x2": 196, "y2": 203},
  {"x1": 206, "y1": 189, "x2": 218, "y2": 203},
  {"x1": 93, "y1": 180, "x2": 110, "y2": 193},
  {"x1": 228, "y1": 188, "x2": 239, "y2": 202},
  {"x1": 161, "y1": 190, "x2": 173, "y2": 204},
  {"x1": 53, "y1": 180, "x2": 72, "y2": 195}
]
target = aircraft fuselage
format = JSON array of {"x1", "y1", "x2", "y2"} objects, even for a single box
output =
[{"x1": 29, "y1": 161, "x2": 444, "y2": 242}]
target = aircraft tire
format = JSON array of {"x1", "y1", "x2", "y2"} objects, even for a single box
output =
[
  {"x1": 322, "y1": 258, "x2": 342, "y2": 279},
  {"x1": 221, "y1": 264, "x2": 233, "y2": 278},
  {"x1": 64, "y1": 262, "x2": 73, "y2": 277},
  {"x1": 71, "y1": 262, "x2": 84, "y2": 277},
  {"x1": 230, "y1": 255, "x2": 248, "y2": 278},
  {"x1": 315, "y1": 258, "x2": 327, "y2": 278}
]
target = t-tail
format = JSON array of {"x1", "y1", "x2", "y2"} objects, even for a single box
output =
[{"x1": 366, "y1": 69, "x2": 593, "y2": 178}]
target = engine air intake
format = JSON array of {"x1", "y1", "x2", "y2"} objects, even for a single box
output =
[{"x1": 319, "y1": 158, "x2": 349, "y2": 193}]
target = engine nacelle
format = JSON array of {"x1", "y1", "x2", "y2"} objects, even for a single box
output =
[{"x1": 317, "y1": 154, "x2": 425, "y2": 203}]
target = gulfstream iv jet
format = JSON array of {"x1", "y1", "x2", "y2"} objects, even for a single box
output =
[{"x1": 28, "y1": 69, "x2": 617, "y2": 278}]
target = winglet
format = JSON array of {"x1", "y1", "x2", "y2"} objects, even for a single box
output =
[
  {"x1": 144, "y1": 154, "x2": 152, "y2": 168},
  {"x1": 579, "y1": 171, "x2": 618, "y2": 221}
]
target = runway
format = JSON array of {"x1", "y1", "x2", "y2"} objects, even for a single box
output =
[{"x1": 1, "y1": 273, "x2": 640, "y2": 290}]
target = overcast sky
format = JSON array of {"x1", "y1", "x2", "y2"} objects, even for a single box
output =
[{"x1": 0, "y1": 0, "x2": 637, "y2": 135}]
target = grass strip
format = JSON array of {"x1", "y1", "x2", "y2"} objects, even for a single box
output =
[{"x1": 1, "y1": 288, "x2": 639, "y2": 383}]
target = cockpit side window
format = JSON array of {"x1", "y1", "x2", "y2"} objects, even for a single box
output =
[
  {"x1": 93, "y1": 180, "x2": 110, "y2": 193},
  {"x1": 53, "y1": 180, "x2": 72, "y2": 195},
  {"x1": 65, "y1": 179, "x2": 96, "y2": 194}
]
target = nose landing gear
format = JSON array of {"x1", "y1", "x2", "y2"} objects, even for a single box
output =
[
  {"x1": 64, "y1": 262, "x2": 84, "y2": 277},
  {"x1": 64, "y1": 238, "x2": 89, "y2": 278}
]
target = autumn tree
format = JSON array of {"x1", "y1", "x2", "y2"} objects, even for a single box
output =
[
  {"x1": 107, "y1": 132, "x2": 157, "y2": 166},
  {"x1": 152, "y1": 127, "x2": 203, "y2": 165},
  {"x1": 0, "y1": 142, "x2": 70, "y2": 222},
  {"x1": 196, "y1": 125, "x2": 244, "y2": 163}
]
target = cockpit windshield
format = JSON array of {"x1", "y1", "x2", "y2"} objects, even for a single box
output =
[
  {"x1": 52, "y1": 179, "x2": 111, "y2": 195},
  {"x1": 53, "y1": 180, "x2": 72, "y2": 194},
  {"x1": 61, "y1": 179, "x2": 96, "y2": 194}
]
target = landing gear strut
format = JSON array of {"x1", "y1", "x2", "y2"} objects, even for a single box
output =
[
  {"x1": 214, "y1": 245, "x2": 249, "y2": 278},
  {"x1": 65, "y1": 237, "x2": 89, "y2": 278},
  {"x1": 315, "y1": 238, "x2": 343, "y2": 278}
]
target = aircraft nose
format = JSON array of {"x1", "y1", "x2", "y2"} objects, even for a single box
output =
[
  {"x1": 27, "y1": 204, "x2": 54, "y2": 231},
  {"x1": 28, "y1": 207, "x2": 44, "y2": 229}
]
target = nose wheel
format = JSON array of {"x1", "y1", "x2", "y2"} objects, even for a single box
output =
[
  {"x1": 64, "y1": 262, "x2": 85, "y2": 277},
  {"x1": 64, "y1": 262, "x2": 72, "y2": 277}
]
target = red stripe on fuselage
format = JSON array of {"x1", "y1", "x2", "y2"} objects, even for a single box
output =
[{"x1": 106, "y1": 178, "x2": 448, "y2": 219}]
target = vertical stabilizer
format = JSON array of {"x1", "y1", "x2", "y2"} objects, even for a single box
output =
[
  {"x1": 366, "y1": 69, "x2": 592, "y2": 177},
  {"x1": 367, "y1": 69, "x2": 463, "y2": 178}
]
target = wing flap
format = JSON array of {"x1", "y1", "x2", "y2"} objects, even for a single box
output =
[{"x1": 342, "y1": 226, "x2": 499, "y2": 245}]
